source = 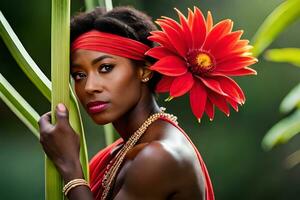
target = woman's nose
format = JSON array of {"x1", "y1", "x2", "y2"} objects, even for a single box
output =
[{"x1": 84, "y1": 73, "x2": 103, "y2": 94}]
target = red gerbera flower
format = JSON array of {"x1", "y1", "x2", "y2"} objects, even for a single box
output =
[{"x1": 146, "y1": 6, "x2": 257, "y2": 122}]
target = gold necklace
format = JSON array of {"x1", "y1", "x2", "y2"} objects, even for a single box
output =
[{"x1": 101, "y1": 109, "x2": 178, "y2": 200}]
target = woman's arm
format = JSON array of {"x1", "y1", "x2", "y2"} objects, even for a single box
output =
[{"x1": 38, "y1": 103, "x2": 94, "y2": 200}]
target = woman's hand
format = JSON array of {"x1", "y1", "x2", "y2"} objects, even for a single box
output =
[{"x1": 38, "y1": 103, "x2": 83, "y2": 182}]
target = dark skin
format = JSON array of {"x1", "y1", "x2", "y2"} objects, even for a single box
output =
[{"x1": 38, "y1": 49, "x2": 206, "y2": 200}]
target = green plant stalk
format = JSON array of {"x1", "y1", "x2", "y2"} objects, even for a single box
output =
[
  {"x1": 99, "y1": 0, "x2": 115, "y2": 145},
  {"x1": 46, "y1": 0, "x2": 72, "y2": 199},
  {"x1": 251, "y1": 0, "x2": 300, "y2": 57},
  {"x1": 69, "y1": 87, "x2": 89, "y2": 181},
  {"x1": 0, "y1": 74, "x2": 40, "y2": 138},
  {"x1": 84, "y1": 0, "x2": 99, "y2": 11},
  {"x1": 99, "y1": 0, "x2": 113, "y2": 11},
  {"x1": 0, "y1": 6, "x2": 89, "y2": 182}
]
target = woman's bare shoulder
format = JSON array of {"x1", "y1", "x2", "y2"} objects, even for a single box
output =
[
  {"x1": 121, "y1": 140, "x2": 188, "y2": 197},
  {"x1": 122, "y1": 119, "x2": 201, "y2": 194}
]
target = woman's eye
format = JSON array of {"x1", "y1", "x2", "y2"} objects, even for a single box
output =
[
  {"x1": 99, "y1": 64, "x2": 114, "y2": 73},
  {"x1": 71, "y1": 72, "x2": 86, "y2": 81}
]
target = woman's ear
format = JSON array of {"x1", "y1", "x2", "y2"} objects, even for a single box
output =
[{"x1": 138, "y1": 61, "x2": 153, "y2": 82}]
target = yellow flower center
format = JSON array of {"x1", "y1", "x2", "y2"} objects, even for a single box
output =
[
  {"x1": 187, "y1": 50, "x2": 216, "y2": 75},
  {"x1": 196, "y1": 53, "x2": 213, "y2": 69}
]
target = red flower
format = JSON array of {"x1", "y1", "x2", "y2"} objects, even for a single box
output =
[{"x1": 146, "y1": 6, "x2": 257, "y2": 121}]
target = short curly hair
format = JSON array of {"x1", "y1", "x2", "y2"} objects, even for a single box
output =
[{"x1": 70, "y1": 7, "x2": 161, "y2": 93}]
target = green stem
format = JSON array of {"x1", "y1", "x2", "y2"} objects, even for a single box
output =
[
  {"x1": 99, "y1": 0, "x2": 113, "y2": 11},
  {"x1": 46, "y1": 0, "x2": 71, "y2": 199}
]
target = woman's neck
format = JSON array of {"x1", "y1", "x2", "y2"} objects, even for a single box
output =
[{"x1": 112, "y1": 92, "x2": 161, "y2": 141}]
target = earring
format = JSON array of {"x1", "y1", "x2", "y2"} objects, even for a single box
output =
[{"x1": 142, "y1": 77, "x2": 150, "y2": 82}]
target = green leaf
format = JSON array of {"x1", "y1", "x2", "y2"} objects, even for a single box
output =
[
  {"x1": 0, "y1": 74, "x2": 40, "y2": 138},
  {"x1": 252, "y1": 0, "x2": 300, "y2": 57},
  {"x1": 265, "y1": 48, "x2": 300, "y2": 67},
  {"x1": 280, "y1": 82, "x2": 300, "y2": 113},
  {"x1": 0, "y1": 11, "x2": 51, "y2": 100},
  {"x1": 69, "y1": 87, "x2": 90, "y2": 182},
  {"x1": 104, "y1": 123, "x2": 115, "y2": 145},
  {"x1": 1, "y1": 7, "x2": 89, "y2": 186},
  {"x1": 285, "y1": 149, "x2": 300, "y2": 169},
  {"x1": 84, "y1": 0, "x2": 99, "y2": 11},
  {"x1": 99, "y1": 0, "x2": 113, "y2": 11},
  {"x1": 262, "y1": 109, "x2": 300, "y2": 150}
]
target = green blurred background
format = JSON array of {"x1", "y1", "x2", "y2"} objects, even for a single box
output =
[{"x1": 1, "y1": 0, "x2": 300, "y2": 199}]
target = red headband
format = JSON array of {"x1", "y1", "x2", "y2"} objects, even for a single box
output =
[{"x1": 71, "y1": 30, "x2": 150, "y2": 60}]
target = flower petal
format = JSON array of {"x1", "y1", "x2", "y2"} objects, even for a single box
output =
[
  {"x1": 205, "y1": 99, "x2": 215, "y2": 121},
  {"x1": 191, "y1": 6, "x2": 207, "y2": 48},
  {"x1": 215, "y1": 56, "x2": 258, "y2": 71},
  {"x1": 234, "y1": 40, "x2": 250, "y2": 49},
  {"x1": 208, "y1": 91, "x2": 230, "y2": 116},
  {"x1": 226, "y1": 97, "x2": 239, "y2": 112},
  {"x1": 175, "y1": 8, "x2": 193, "y2": 48},
  {"x1": 156, "y1": 20, "x2": 188, "y2": 57},
  {"x1": 202, "y1": 19, "x2": 233, "y2": 50},
  {"x1": 145, "y1": 46, "x2": 176, "y2": 59},
  {"x1": 149, "y1": 56, "x2": 187, "y2": 76},
  {"x1": 189, "y1": 81, "x2": 207, "y2": 120},
  {"x1": 158, "y1": 17, "x2": 182, "y2": 30},
  {"x1": 206, "y1": 11, "x2": 213, "y2": 32},
  {"x1": 148, "y1": 31, "x2": 177, "y2": 52},
  {"x1": 213, "y1": 75, "x2": 246, "y2": 104},
  {"x1": 155, "y1": 76, "x2": 175, "y2": 93},
  {"x1": 170, "y1": 72, "x2": 194, "y2": 97},
  {"x1": 210, "y1": 67, "x2": 257, "y2": 76},
  {"x1": 198, "y1": 76, "x2": 228, "y2": 96},
  {"x1": 187, "y1": 8, "x2": 194, "y2": 27},
  {"x1": 216, "y1": 47, "x2": 253, "y2": 63},
  {"x1": 210, "y1": 30, "x2": 244, "y2": 59}
]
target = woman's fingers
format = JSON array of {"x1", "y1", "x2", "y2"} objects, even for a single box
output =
[
  {"x1": 38, "y1": 111, "x2": 53, "y2": 133},
  {"x1": 55, "y1": 103, "x2": 70, "y2": 127}
]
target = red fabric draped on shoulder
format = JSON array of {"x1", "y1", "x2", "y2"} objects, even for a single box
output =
[
  {"x1": 89, "y1": 138, "x2": 124, "y2": 200},
  {"x1": 89, "y1": 118, "x2": 214, "y2": 200}
]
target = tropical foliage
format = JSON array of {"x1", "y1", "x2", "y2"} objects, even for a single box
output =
[
  {"x1": 0, "y1": 0, "x2": 113, "y2": 199},
  {"x1": 252, "y1": 0, "x2": 300, "y2": 165}
]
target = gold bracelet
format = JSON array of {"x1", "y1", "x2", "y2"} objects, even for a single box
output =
[{"x1": 63, "y1": 179, "x2": 90, "y2": 196}]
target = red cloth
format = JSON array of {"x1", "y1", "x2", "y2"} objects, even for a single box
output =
[
  {"x1": 89, "y1": 138, "x2": 124, "y2": 200},
  {"x1": 89, "y1": 117, "x2": 215, "y2": 200},
  {"x1": 71, "y1": 30, "x2": 150, "y2": 61}
]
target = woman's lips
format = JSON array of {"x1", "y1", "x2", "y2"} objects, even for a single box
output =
[{"x1": 87, "y1": 101, "x2": 109, "y2": 114}]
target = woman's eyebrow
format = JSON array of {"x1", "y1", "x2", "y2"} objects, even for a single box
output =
[
  {"x1": 71, "y1": 55, "x2": 115, "y2": 68},
  {"x1": 91, "y1": 55, "x2": 115, "y2": 65}
]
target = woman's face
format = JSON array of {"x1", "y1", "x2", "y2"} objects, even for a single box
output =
[{"x1": 70, "y1": 49, "x2": 143, "y2": 124}]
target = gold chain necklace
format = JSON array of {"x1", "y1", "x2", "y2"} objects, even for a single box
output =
[{"x1": 101, "y1": 109, "x2": 178, "y2": 200}]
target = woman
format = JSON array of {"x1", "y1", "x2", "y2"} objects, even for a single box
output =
[{"x1": 38, "y1": 5, "x2": 256, "y2": 200}]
